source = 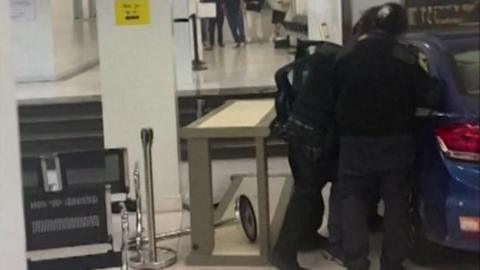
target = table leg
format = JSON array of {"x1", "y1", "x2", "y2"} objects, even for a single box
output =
[
  {"x1": 187, "y1": 138, "x2": 214, "y2": 255},
  {"x1": 255, "y1": 137, "x2": 271, "y2": 257}
]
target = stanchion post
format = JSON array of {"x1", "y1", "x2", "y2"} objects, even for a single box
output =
[
  {"x1": 129, "y1": 128, "x2": 178, "y2": 269},
  {"x1": 190, "y1": 14, "x2": 208, "y2": 71},
  {"x1": 141, "y1": 128, "x2": 158, "y2": 262},
  {"x1": 120, "y1": 202, "x2": 130, "y2": 270}
]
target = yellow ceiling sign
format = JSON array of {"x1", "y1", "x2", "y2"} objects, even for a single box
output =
[{"x1": 115, "y1": 0, "x2": 150, "y2": 26}]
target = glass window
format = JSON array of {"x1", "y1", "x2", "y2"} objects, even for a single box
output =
[{"x1": 454, "y1": 50, "x2": 480, "y2": 96}]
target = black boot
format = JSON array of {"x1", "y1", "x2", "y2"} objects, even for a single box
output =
[
  {"x1": 270, "y1": 250, "x2": 309, "y2": 270},
  {"x1": 298, "y1": 233, "x2": 328, "y2": 252},
  {"x1": 272, "y1": 190, "x2": 313, "y2": 270},
  {"x1": 345, "y1": 260, "x2": 370, "y2": 270},
  {"x1": 322, "y1": 243, "x2": 345, "y2": 266}
]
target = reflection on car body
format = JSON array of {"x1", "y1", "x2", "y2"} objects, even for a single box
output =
[{"x1": 404, "y1": 29, "x2": 479, "y2": 263}]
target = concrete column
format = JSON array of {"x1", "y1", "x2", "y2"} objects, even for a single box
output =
[
  {"x1": 0, "y1": 0, "x2": 27, "y2": 268},
  {"x1": 173, "y1": 0, "x2": 195, "y2": 89},
  {"x1": 97, "y1": 0, "x2": 181, "y2": 212},
  {"x1": 308, "y1": 0, "x2": 344, "y2": 44},
  {"x1": 12, "y1": 0, "x2": 99, "y2": 82}
]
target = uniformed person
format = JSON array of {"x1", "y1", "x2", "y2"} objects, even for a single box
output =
[
  {"x1": 325, "y1": 6, "x2": 383, "y2": 266},
  {"x1": 332, "y1": 3, "x2": 440, "y2": 270},
  {"x1": 271, "y1": 42, "x2": 342, "y2": 270}
]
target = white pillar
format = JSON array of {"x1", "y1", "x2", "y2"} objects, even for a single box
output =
[
  {"x1": 308, "y1": 0, "x2": 343, "y2": 45},
  {"x1": 97, "y1": 0, "x2": 181, "y2": 212},
  {"x1": 12, "y1": 0, "x2": 99, "y2": 82},
  {"x1": 173, "y1": 0, "x2": 195, "y2": 89},
  {"x1": 0, "y1": 0, "x2": 28, "y2": 268}
]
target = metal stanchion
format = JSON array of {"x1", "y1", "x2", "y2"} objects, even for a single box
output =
[
  {"x1": 132, "y1": 162, "x2": 145, "y2": 259},
  {"x1": 190, "y1": 14, "x2": 208, "y2": 71},
  {"x1": 129, "y1": 128, "x2": 177, "y2": 269},
  {"x1": 127, "y1": 130, "x2": 258, "y2": 268},
  {"x1": 127, "y1": 195, "x2": 258, "y2": 247},
  {"x1": 120, "y1": 202, "x2": 130, "y2": 270}
]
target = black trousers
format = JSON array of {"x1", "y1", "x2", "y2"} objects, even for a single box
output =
[
  {"x1": 226, "y1": 10, "x2": 245, "y2": 43},
  {"x1": 338, "y1": 170, "x2": 411, "y2": 270},
  {"x1": 208, "y1": 16, "x2": 224, "y2": 46},
  {"x1": 274, "y1": 141, "x2": 335, "y2": 256}
]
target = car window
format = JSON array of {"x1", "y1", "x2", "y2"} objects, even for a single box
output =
[{"x1": 454, "y1": 50, "x2": 480, "y2": 96}]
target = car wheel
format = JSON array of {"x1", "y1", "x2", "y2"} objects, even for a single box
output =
[{"x1": 409, "y1": 204, "x2": 443, "y2": 266}]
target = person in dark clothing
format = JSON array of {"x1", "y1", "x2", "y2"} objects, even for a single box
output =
[
  {"x1": 200, "y1": 0, "x2": 212, "y2": 47},
  {"x1": 206, "y1": 0, "x2": 225, "y2": 49},
  {"x1": 351, "y1": 3, "x2": 387, "y2": 231},
  {"x1": 225, "y1": 0, "x2": 246, "y2": 47},
  {"x1": 271, "y1": 42, "x2": 343, "y2": 270},
  {"x1": 332, "y1": 3, "x2": 440, "y2": 270},
  {"x1": 324, "y1": 6, "x2": 383, "y2": 266}
]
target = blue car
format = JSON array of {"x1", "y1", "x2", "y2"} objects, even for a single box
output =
[{"x1": 404, "y1": 29, "x2": 480, "y2": 262}]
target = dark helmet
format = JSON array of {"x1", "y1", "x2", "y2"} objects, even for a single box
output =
[
  {"x1": 375, "y1": 3, "x2": 408, "y2": 35},
  {"x1": 353, "y1": 6, "x2": 382, "y2": 37}
]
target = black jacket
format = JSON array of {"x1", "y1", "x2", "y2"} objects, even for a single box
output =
[
  {"x1": 291, "y1": 43, "x2": 341, "y2": 129},
  {"x1": 225, "y1": 0, "x2": 241, "y2": 13},
  {"x1": 333, "y1": 31, "x2": 440, "y2": 137},
  {"x1": 274, "y1": 41, "x2": 342, "y2": 129}
]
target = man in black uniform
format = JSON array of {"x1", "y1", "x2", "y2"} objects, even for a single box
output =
[
  {"x1": 332, "y1": 3, "x2": 440, "y2": 270},
  {"x1": 271, "y1": 42, "x2": 342, "y2": 270}
]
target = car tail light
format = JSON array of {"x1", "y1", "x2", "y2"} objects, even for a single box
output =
[
  {"x1": 435, "y1": 123, "x2": 480, "y2": 162},
  {"x1": 459, "y1": 217, "x2": 480, "y2": 233}
]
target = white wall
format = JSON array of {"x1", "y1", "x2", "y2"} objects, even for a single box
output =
[
  {"x1": 173, "y1": 0, "x2": 195, "y2": 89},
  {"x1": 11, "y1": 0, "x2": 56, "y2": 81},
  {"x1": 12, "y1": 0, "x2": 99, "y2": 82},
  {"x1": 294, "y1": 0, "x2": 307, "y2": 16},
  {"x1": 51, "y1": 0, "x2": 99, "y2": 79},
  {"x1": 308, "y1": 0, "x2": 343, "y2": 44},
  {"x1": 0, "y1": 0, "x2": 27, "y2": 268},
  {"x1": 97, "y1": 0, "x2": 182, "y2": 212}
]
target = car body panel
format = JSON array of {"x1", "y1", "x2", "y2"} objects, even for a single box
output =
[{"x1": 405, "y1": 30, "x2": 480, "y2": 252}]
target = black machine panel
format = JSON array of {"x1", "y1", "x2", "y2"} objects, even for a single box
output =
[
  {"x1": 24, "y1": 188, "x2": 109, "y2": 251},
  {"x1": 59, "y1": 148, "x2": 128, "y2": 194},
  {"x1": 21, "y1": 157, "x2": 44, "y2": 192},
  {"x1": 21, "y1": 149, "x2": 128, "y2": 194}
]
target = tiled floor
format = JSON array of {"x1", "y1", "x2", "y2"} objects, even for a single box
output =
[
  {"x1": 105, "y1": 157, "x2": 479, "y2": 270},
  {"x1": 16, "y1": 43, "x2": 292, "y2": 104},
  {"x1": 109, "y1": 211, "x2": 479, "y2": 270},
  {"x1": 180, "y1": 43, "x2": 293, "y2": 92}
]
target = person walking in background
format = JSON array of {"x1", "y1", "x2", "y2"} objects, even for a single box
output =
[
  {"x1": 245, "y1": 0, "x2": 265, "y2": 43},
  {"x1": 205, "y1": 0, "x2": 225, "y2": 50},
  {"x1": 200, "y1": 0, "x2": 212, "y2": 48},
  {"x1": 225, "y1": 0, "x2": 246, "y2": 48},
  {"x1": 271, "y1": 0, "x2": 291, "y2": 41}
]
